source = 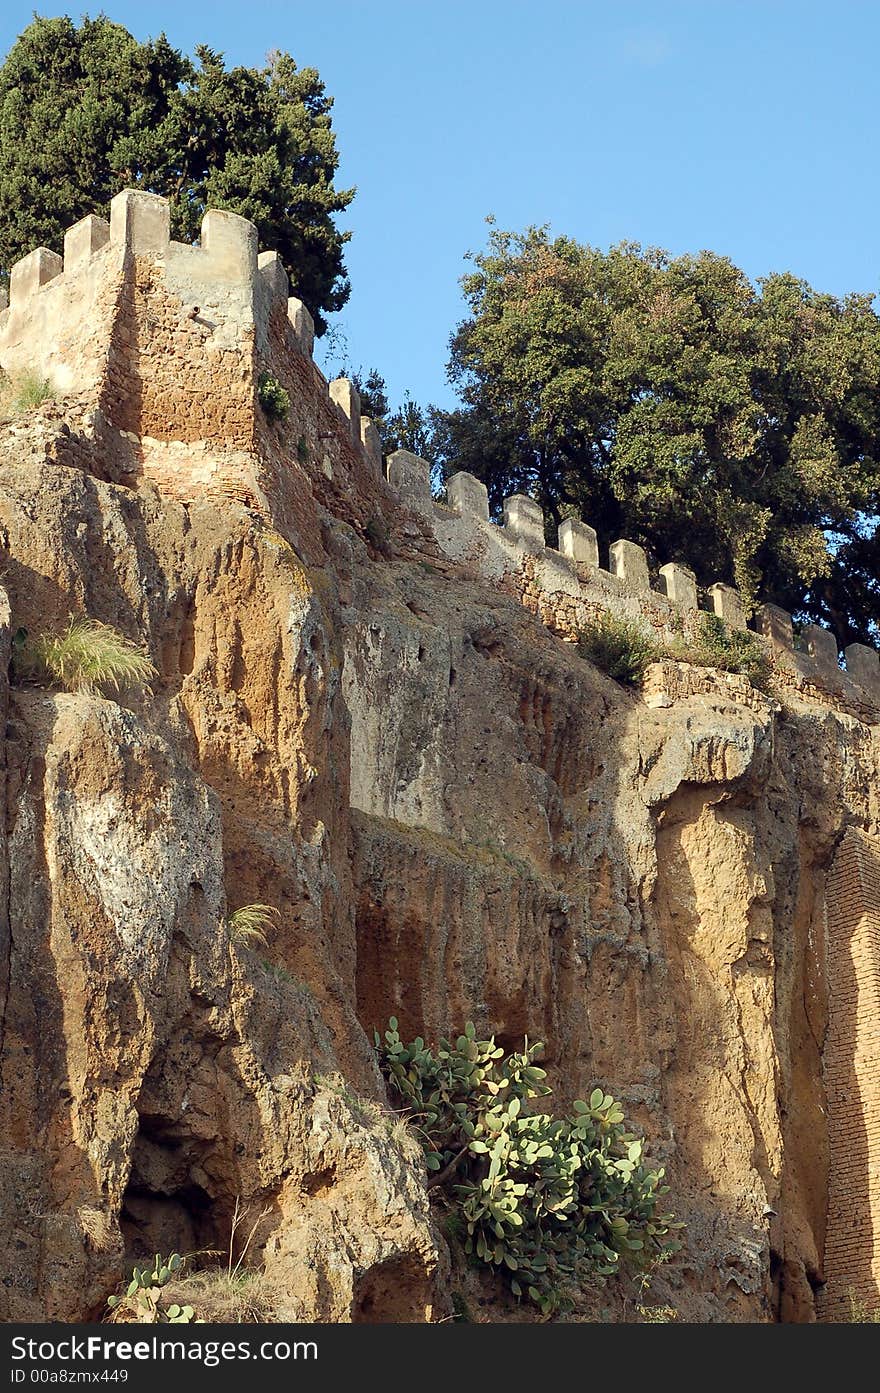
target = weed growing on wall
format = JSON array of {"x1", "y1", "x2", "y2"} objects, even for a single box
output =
[
  {"x1": 258, "y1": 372, "x2": 290, "y2": 421},
  {"x1": 0, "y1": 368, "x2": 54, "y2": 416},
  {"x1": 669, "y1": 612, "x2": 771, "y2": 689},
  {"x1": 12, "y1": 616, "x2": 156, "y2": 695},
  {"x1": 576, "y1": 609, "x2": 772, "y2": 691}
]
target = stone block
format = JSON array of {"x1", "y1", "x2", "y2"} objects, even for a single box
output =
[
  {"x1": 502, "y1": 494, "x2": 545, "y2": 547},
  {"x1": 110, "y1": 190, "x2": 170, "y2": 254},
  {"x1": 558, "y1": 517, "x2": 598, "y2": 567},
  {"x1": 0, "y1": 286, "x2": 7, "y2": 313},
  {"x1": 258, "y1": 249, "x2": 289, "y2": 299},
  {"x1": 329, "y1": 378, "x2": 361, "y2": 446},
  {"x1": 200, "y1": 208, "x2": 258, "y2": 273},
  {"x1": 801, "y1": 624, "x2": 839, "y2": 672},
  {"x1": 708, "y1": 582, "x2": 747, "y2": 631},
  {"x1": 609, "y1": 539, "x2": 649, "y2": 592},
  {"x1": 63, "y1": 215, "x2": 110, "y2": 273},
  {"x1": 288, "y1": 297, "x2": 314, "y2": 357},
  {"x1": 387, "y1": 449, "x2": 432, "y2": 507},
  {"x1": 756, "y1": 603, "x2": 794, "y2": 649},
  {"x1": 845, "y1": 642, "x2": 880, "y2": 697},
  {"x1": 447, "y1": 472, "x2": 489, "y2": 520},
  {"x1": 9, "y1": 248, "x2": 63, "y2": 307},
  {"x1": 659, "y1": 562, "x2": 698, "y2": 610},
  {"x1": 360, "y1": 417, "x2": 382, "y2": 476}
]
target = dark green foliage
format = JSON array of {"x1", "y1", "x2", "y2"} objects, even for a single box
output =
[
  {"x1": 376, "y1": 1019, "x2": 680, "y2": 1315},
  {"x1": 440, "y1": 224, "x2": 880, "y2": 643},
  {"x1": 576, "y1": 613, "x2": 659, "y2": 686},
  {"x1": 450, "y1": 1290, "x2": 473, "y2": 1322},
  {"x1": 0, "y1": 16, "x2": 353, "y2": 333},
  {"x1": 349, "y1": 368, "x2": 389, "y2": 425},
  {"x1": 350, "y1": 368, "x2": 446, "y2": 486},
  {"x1": 257, "y1": 373, "x2": 290, "y2": 421}
]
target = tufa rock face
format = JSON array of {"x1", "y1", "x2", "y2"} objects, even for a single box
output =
[
  {"x1": 0, "y1": 456, "x2": 443, "y2": 1322},
  {"x1": 0, "y1": 196, "x2": 878, "y2": 1323}
]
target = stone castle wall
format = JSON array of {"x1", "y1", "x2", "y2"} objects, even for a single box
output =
[
  {"x1": 386, "y1": 449, "x2": 880, "y2": 722},
  {"x1": 0, "y1": 189, "x2": 382, "y2": 523},
  {"x1": 2, "y1": 193, "x2": 879, "y2": 1320}
]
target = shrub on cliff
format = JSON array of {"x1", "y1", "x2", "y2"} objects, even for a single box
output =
[
  {"x1": 576, "y1": 612, "x2": 659, "y2": 686},
  {"x1": 257, "y1": 373, "x2": 290, "y2": 422},
  {"x1": 376, "y1": 1019, "x2": 680, "y2": 1315},
  {"x1": 13, "y1": 616, "x2": 156, "y2": 696},
  {"x1": 669, "y1": 612, "x2": 772, "y2": 689},
  {"x1": 0, "y1": 16, "x2": 353, "y2": 334}
]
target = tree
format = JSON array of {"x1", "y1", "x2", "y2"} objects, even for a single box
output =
[
  {"x1": 350, "y1": 367, "x2": 446, "y2": 485},
  {"x1": 442, "y1": 223, "x2": 880, "y2": 643},
  {"x1": 0, "y1": 16, "x2": 353, "y2": 333},
  {"x1": 349, "y1": 368, "x2": 389, "y2": 426}
]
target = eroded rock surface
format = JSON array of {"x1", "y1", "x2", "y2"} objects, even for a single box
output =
[{"x1": 0, "y1": 405, "x2": 877, "y2": 1322}]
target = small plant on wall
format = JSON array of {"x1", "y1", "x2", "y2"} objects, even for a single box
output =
[
  {"x1": 257, "y1": 372, "x2": 290, "y2": 421},
  {"x1": 375, "y1": 1019, "x2": 682, "y2": 1315},
  {"x1": 11, "y1": 616, "x2": 156, "y2": 696},
  {"x1": 0, "y1": 368, "x2": 54, "y2": 416}
]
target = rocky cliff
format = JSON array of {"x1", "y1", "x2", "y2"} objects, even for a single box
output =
[{"x1": 0, "y1": 193, "x2": 878, "y2": 1323}]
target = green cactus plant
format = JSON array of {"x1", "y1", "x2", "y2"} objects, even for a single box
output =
[
  {"x1": 106, "y1": 1252, "x2": 199, "y2": 1323},
  {"x1": 375, "y1": 1019, "x2": 683, "y2": 1314}
]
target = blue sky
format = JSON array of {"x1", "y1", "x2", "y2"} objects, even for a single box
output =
[{"x1": 1, "y1": 2, "x2": 878, "y2": 411}]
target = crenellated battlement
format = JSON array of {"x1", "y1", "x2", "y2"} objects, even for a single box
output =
[
  {"x1": 0, "y1": 190, "x2": 317, "y2": 369},
  {"x1": 3, "y1": 194, "x2": 878, "y2": 719},
  {"x1": 387, "y1": 449, "x2": 880, "y2": 716},
  {"x1": 0, "y1": 191, "x2": 384, "y2": 525}
]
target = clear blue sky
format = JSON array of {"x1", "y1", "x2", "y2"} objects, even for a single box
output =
[{"x1": 1, "y1": 2, "x2": 878, "y2": 410}]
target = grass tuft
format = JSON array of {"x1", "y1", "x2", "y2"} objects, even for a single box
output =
[
  {"x1": 161, "y1": 1268, "x2": 280, "y2": 1324},
  {"x1": 225, "y1": 904, "x2": 279, "y2": 950},
  {"x1": 13, "y1": 616, "x2": 157, "y2": 695}
]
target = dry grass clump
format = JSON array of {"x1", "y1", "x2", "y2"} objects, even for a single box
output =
[
  {"x1": 13, "y1": 616, "x2": 157, "y2": 696},
  {"x1": 225, "y1": 903, "x2": 279, "y2": 950},
  {"x1": 160, "y1": 1267, "x2": 280, "y2": 1324},
  {"x1": 76, "y1": 1205, "x2": 116, "y2": 1252}
]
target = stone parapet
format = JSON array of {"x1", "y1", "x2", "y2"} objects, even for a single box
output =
[
  {"x1": 3, "y1": 193, "x2": 878, "y2": 720},
  {"x1": 386, "y1": 461, "x2": 880, "y2": 717}
]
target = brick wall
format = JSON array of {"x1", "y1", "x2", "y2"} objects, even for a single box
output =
[{"x1": 818, "y1": 828, "x2": 880, "y2": 1320}]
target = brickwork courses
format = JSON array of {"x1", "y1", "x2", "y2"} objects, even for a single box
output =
[{"x1": 818, "y1": 830, "x2": 880, "y2": 1320}]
